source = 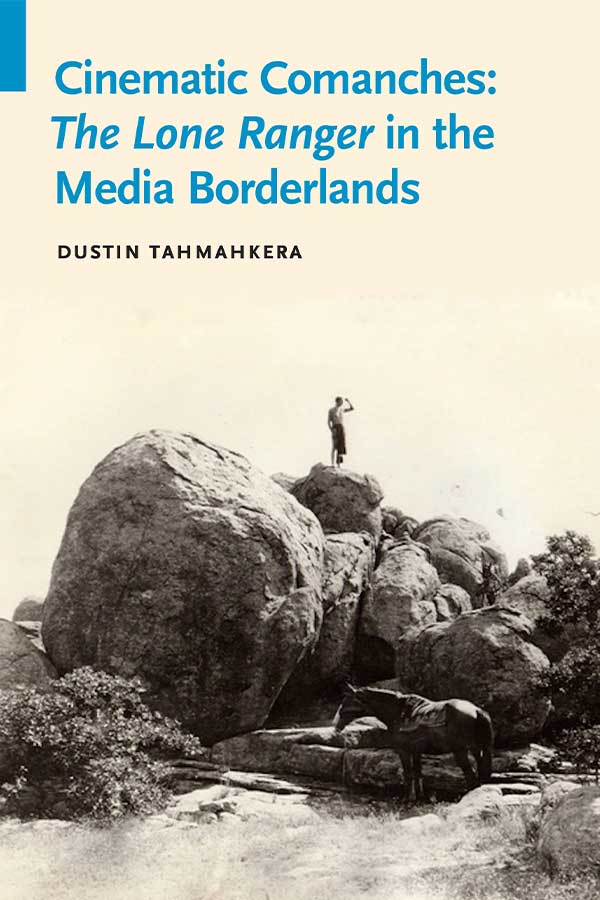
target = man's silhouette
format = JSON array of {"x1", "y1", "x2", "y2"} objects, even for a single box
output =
[{"x1": 328, "y1": 396, "x2": 354, "y2": 466}]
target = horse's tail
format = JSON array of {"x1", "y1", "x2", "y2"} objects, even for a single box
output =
[{"x1": 475, "y1": 709, "x2": 494, "y2": 783}]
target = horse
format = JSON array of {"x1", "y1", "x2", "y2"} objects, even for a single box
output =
[{"x1": 333, "y1": 685, "x2": 494, "y2": 801}]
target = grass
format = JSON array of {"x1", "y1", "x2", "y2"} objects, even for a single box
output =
[{"x1": 0, "y1": 796, "x2": 598, "y2": 900}]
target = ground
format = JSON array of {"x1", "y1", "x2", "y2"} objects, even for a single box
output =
[{"x1": 0, "y1": 792, "x2": 598, "y2": 900}]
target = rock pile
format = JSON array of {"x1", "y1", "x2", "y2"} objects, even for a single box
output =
[{"x1": 1, "y1": 430, "x2": 563, "y2": 752}]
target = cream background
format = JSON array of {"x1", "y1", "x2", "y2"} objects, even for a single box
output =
[{"x1": 1, "y1": 0, "x2": 599, "y2": 617}]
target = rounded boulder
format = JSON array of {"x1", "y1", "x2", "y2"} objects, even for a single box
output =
[
  {"x1": 412, "y1": 516, "x2": 508, "y2": 601},
  {"x1": 497, "y1": 574, "x2": 588, "y2": 662},
  {"x1": 291, "y1": 463, "x2": 384, "y2": 539},
  {"x1": 42, "y1": 431, "x2": 324, "y2": 743},
  {"x1": 396, "y1": 607, "x2": 551, "y2": 746},
  {"x1": 12, "y1": 596, "x2": 44, "y2": 623},
  {"x1": 538, "y1": 786, "x2": 600, "y2": 876}
]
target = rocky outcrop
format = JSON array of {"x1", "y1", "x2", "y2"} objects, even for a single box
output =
[
  {"x1": 496, "y1": 574, "x2": 586, "y2": 662},
  {"x1": 165, "y1": 784, "x2": 320, "y2": 826},
  {"x1": 291, "y1": 464, "x2": 384, "y2": 539},
  {"x1": 412, "y1": 516, "x2": 508, "y2": 601},
  {"x1": 433, "y1": 584, "x2": 472, "y2": 620},
  {"x1": 12, "y1": 596, "x2": 44, "y2": 623},
  {"x1": 396, "y1": 607, "x2": 551, "y2": 746},
  {"x1": 497, "y1": 574, "x2": 549, "y2": 621},
  {"x1": 538, "y1": 786, "x2": 600, "y2": 876},
  {"x1": 209, "y1": 724, "x2": 553, "y2": 796},
  {"x1": 356, "y1": 541, "x2": 440, "y2": 680},
  {"x1": 42, "y1": 430, "x2": 324, "y2": 744},
  {"x1": 278, "y1": 533, "x2": 375, "y2": 703},
  {"x1": 0, "y1": 618, "x2": 56, "y2": 688},
  {"x1": 497, "y1": 575, "x2": 564, "y2": 661}
]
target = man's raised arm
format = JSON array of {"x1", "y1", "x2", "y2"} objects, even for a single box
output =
[{"x1": 344, "y1": 398, "x2": 355, "y2": 412}]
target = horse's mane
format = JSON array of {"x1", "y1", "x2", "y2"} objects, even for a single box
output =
[
  {"x1": 361, "y1": 688, "x2": 430, "y2": 708},
  {"x1": 356, "y1": 688, "x2": 440, "y2": 724},
  {"x1": 393, "y1": 692, "x2": 432, "y2": 712}
]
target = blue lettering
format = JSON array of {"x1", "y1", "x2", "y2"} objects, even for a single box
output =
[
  {"x1": 260, "y1": 60, "x2": 288, "y2": 95},
  {"x1": 56, "y1": 60, "x2": 82, "y2": 94},
  {"x1": 57, "y1": 170, "x2": 90, "y2": 203},
  {"x1": 190, "y1": 171, "x2": 214, "y2": 203}
]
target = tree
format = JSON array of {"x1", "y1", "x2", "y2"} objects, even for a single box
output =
[
  {"x1": 531, "y1": 531, "x2": 600, "y2": 633},
  {"x1": 532, "y1": 532, "x2": 600, "y2": 730}
]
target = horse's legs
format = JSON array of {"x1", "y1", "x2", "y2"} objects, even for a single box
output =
[
  {"x1": 413, "y1": 753, "x2": 426, "y2": 801},
  {"x1": 475, "y1": 744, "x2": 493, "y2": 783},
  {"x1": 453, "y1": 748, "x2": 478, "y2": 791},
  {"x1": 399, "y1": 751, "x2": 416, "y2": 803}
]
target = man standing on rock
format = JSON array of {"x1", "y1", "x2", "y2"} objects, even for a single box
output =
[{"x1": 328, "y1": 396, "x2": 354, "y2": 467}]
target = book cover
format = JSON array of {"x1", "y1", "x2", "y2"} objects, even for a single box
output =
[{"x1": 1, "y1": 1, "x2": 599, "y2": 896}]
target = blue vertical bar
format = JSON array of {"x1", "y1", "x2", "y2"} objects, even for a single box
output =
[{"x1": 0, "y1": 0, "x2": 26, "y2": 92}]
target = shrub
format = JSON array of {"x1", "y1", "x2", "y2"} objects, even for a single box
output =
[
  {"x1": 0, "y1": 667, "x2": 203, "y2": 821},
  {"x1": 556, "y1": 726, "x2": 600, "y2": 783},
  {"x1": 544, "y1": 642, "x2": 600, "y2": 728}
]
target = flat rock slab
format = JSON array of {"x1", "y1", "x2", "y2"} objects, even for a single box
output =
[
  {"x1": 164, "y1": 784, "x2": 320, "y2": 826},
  {"x1": 208, "y1": 726, "x2": 553, "y2": 797},
  {"x1": 494, "y1": 782, "x2": 541, "y2": 795}
]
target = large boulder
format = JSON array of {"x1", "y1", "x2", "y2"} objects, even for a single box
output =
[
  {"x1": 412, "y1": 516, "x2": 508, "y2": 601},
  {"x1": 0, "y1": 619, "x2": 56, "y2": 688},
  {"x1": 12, "y1": 596, "x2": 44, "y2": 623},
  {"x1": 356, "y1": 541, "x2": 440, "y2": 680},
  {"x1": 291, "y1": 464, "x2": 384, "y2": 539},
  {"x1": 42, "y1": 431, "x2": 324, "y2": 744},
  {"x1": 497, "y1": 574, "x2": 549, "y2": 621},
  {"x1": 396, "y1": 607, "x2": 551, "y2": 746},
  {"x1": 538, "y1": 786, "x2": 600, "y2": 876},
  {"x1": 433, "y1": 584, "x2": 472, "y2": 620},
  {"x1": 277, "y1": 533, "x2": 375, "y2": 704},
  {"x1": 496, "y1": 574, "x2": 579, "y2": 662}
]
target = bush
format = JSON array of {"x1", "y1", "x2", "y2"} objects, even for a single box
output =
[
  {"x1": 544, "y1": 642, "x2": 600, "y2": 728},
  {"x1": 0, "y1": 667, "x2": 203, "y2": 821},
  {"x1": 556, "y1": 726, "x2": 600, "y2": 783}
]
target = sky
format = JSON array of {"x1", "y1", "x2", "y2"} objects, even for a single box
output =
[
  {"x1": 2, "y1": 289, "x2": 600, "y2": 619},
  {"x1": 1, "y1": 1, "x2": 599, "y2": 619}
]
